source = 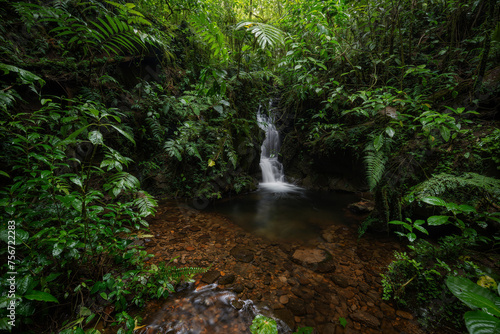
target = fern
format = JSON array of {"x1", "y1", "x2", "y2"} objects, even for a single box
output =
[
  {"x1": 51, "y1": 14, "x2": 146, "y2": 58},
  {"x1": 146, "y1": 116, "x2": 165, "y2": 142},
  {"x1": 189, "y1": 12, "x2": 228, "y2": 62},
  {"x1": 134, "y1": 190, "x2": 158, "y2": 217},
  {"x1": 104, "y1": 171, "x2": 140, "y2": 197},
  {"x1": 364, "y1": 145, "x2": 388, "y2": 191},
  {"x1": 404, "y1": 173, "x2": 500, "y2": 205},
  {"x1": 163, "y1": 265, "x2": 207, "y2": 284},
  {"x1": 235, "y1": 21, "x2": 285, "y2": 50},
  {"x1": 186, "y1": 144, "x2": 202, "y2": 161},
  {"x1": 164, "y1": 139, "x2": 182, "y2": 161}
]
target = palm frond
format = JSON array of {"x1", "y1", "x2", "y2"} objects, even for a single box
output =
[{"x1": 236, "y1": 21, "x2": 284, "y2": 50}]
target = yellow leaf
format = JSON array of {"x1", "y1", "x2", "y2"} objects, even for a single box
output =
[
  {"x1": 477, "y1": 275, "x2": 497, "y2": 290},
  {"x1": 134, "y1": 318, "x2": 146, "y2": 330},
  {"x1": 208, "y1": 159, "x2": 215, "y2": 167}
]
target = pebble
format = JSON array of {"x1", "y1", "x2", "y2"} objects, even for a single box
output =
[{"x1": 279, "y1": 295, "x2": 289, "y2": 304}]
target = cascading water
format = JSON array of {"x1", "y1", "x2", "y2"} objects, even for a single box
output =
[
  {"x1": 257, "y1": 106, "x2": 300, "y2": 192},
  {"x1": 135, "y1": 283, "x2": 290, "y2": 334},
  {"x1": 257, "y1": 110, "x2": 284, "y2": 183}
]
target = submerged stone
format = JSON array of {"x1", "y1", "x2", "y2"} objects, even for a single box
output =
[
  {"x1": 291, "y1": 248, "x2": 336, "y2": 273},
  {"x1": 230, "y1": 246, "x2": 254, "y2": 263}
]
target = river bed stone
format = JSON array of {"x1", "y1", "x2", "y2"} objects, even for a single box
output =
[{"x1": 136, "y1": 200, "x2": 425, "y2": 334}]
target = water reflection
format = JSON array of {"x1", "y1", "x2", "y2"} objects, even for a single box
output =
[{"x1": 211, "y1": 188, "x2": 359, "y2": 241}]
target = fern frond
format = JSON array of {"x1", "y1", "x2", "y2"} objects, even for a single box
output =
[
  {"x1": 104, "y1": 171, "x2": 140, "y2": 197},
  {"x1": 364, "y1": 144, "x2": 388, "y2": 191},
  {"x1": 404, "y1": 173, "x2": 500, "y2": 205},
  {"x1": 134, "y1": 191, "x2": 158, "y2": 217},
  {"x1": 164, "y1": 140, "x2": 182, "y2": 161},
  {"x1": 189, "y1": 12, "x2": 228, "y2": 62}
]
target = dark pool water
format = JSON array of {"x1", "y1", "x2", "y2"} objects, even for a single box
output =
[{"x1": 209, "y1": 184, "x2": 361, "y2": 241}]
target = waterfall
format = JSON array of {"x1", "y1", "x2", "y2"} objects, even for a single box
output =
[
  {"x1": 257, "y1": 110, "x2": 285, "y2": 183},
  {"x1": 257, "y1": 105, "x2": 301, "y2": 192}
]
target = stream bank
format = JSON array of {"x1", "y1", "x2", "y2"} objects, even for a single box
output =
[{"x1": 136, "y1": 200, "x2": 427, "y2": 334}]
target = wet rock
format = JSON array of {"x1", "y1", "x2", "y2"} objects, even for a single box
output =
[
  {"x1": 288, "y1": 298, "x2": 306, "y2": 316},
  {"x1": 230, "y1": 246, "x2": 254, "y2": 263},
  {"x1": 279, "y1": 243, "x2": 294, "y2": 254},
  {"x1": 314, "y1": 301, "x2": 330, "y2": 316},
  {"x1": 380, "y1": 302, "x2": 395, "y2": 319},
  {"x1": 292, "y1": 287, "x2": 315, "y2": 301},
  {"x1": 396, "y1": 310, "x2": 414, "y2": 320},
  {"x1": 279, "y1": 295, "x2": 289, "y2": 304},
  {"x1": 350, "y1": 310, "x2": 381, "y2": 328},
  {"x1": 331, "y1": 274, "x2": 350, "y2": 288},
  {"x1": 292, "y1": 248, "x2": 336, "y2": 273},
  {"x1": 347, "y1": 201, "x2": 374, "y2": 214},
  {"x1": 245, "y1": 281, "x2": 255, "y2": 289},
  {"x1": 318, "y1": 323, "x2": 336, "y2": 334},
  {"x1": 230, "y1": 284, "x2": 244, "y2": 294},
  {"x1": 274, "y1": 308, "x2": 295, "y2": 330},
  {"x1": 219, "y1": 274, "x2": 235, "y2": 285},
  {"x1": 321, "y1": 231, "x2": 335, "y2": 243},
  {"x1": 231, "y1": 299, "x2": 245, "y2": 310},
  {"x1": 272, "y1": 303, "x2": 285, "y2": 310},
  {"x1": 317, "y1": 260, "x2": 336, "y2": 273},
  {"x1": 201, "y1": 270, "x2": 221, "y2": 284}
]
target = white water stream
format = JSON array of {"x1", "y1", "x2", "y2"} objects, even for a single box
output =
[{"x1": 257, "y1": 107, "x2": 301, "y2": 193}]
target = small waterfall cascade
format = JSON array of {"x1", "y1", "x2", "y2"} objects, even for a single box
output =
[
  {"x1": 257, "y1": 109, "x2": 285, "y2": 184},
  {"x1": 257, "y1": 105, "x2": 301, "y2": 193}
]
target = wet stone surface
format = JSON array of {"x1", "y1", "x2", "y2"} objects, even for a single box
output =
[{"x1": 139, "y1": 201, "x2": 425, "y2": 334}]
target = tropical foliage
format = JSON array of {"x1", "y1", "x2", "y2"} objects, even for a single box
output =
[{"x1": 0, "y1": 0, "x2": 499, "y2": 332}]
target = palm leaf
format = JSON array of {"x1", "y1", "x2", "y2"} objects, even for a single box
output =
[{"x1": 236, "y1": 21, "x2": 284, "y2": 50}]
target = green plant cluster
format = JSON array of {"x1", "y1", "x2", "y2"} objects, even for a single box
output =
[{"x1": 381, "y1": 194, "x2": 500, "y2": 330}]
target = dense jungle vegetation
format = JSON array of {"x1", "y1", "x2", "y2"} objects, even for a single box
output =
[{"x1": 0, "y1": 0, "x2": 499, "y2": 333}]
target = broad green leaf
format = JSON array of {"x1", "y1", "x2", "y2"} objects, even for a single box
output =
[
  {"x1": 58, "y1": 124, "x2": 92, "y2": 146},
  {"x1": 16, "y1": 275, "x2": 36, "y2": 295},
  {"x1": 458, "y1": 204, "x2": 476, "y2": 213},
  {"x1": 385, "y1": 126, "x2": 395, "y2": 138},
  {"x1": 70, "y1": 176, "x2": 83, "y2": 188},
  {"x1": 88, "y1": 130, "x2": 103, "y2": 145},
  {"x1": 464, "y1": 310, "x2": 500, "y2": 334},
  {"x1": 407, "y1": 233, "x2": 417, "y2": 242},
  {"x1": 213, "y1": 105, "x2": 223, "y2": 114},
  {"x1": 24, "y1": 290, "x2": 59, "y2": 303},
  {"x1": 414, "y1": 225, "x2": 429, "y2": 235},
  {"x1": 373, "y1": 133, "x2": 384, "y2": 151},
  {"x1": 109, "y1": 124, "x2": 135, "y2": 145},
  {"x1": 420, "y1": 196, "x2": 447, "y2": 206},
  {"x1": 440, "y1": 126, "x2": 451, "y2": 142},
  {"x1": 427, "y1": 215, "x2": 450, "y2": 226},
  {"x1": 446, "y1": 276, "x2": 500, "y2": 317},
  {"x1": 53, "y1": 242, "x2": 65, "y2": 257},
  {"x1": 249, "y1": 315, "x2": 278, "y2": 334},
  {"x1": 0, "y1": 228, "x2": 28, "y2": 245}
]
